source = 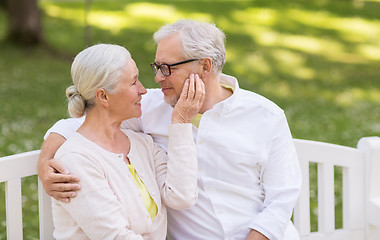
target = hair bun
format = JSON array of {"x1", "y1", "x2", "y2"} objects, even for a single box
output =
[
  {"x1": 66, "y1": 85, "x2": 86, "y2": 118},
  {"x1": 66, "y1": 85, "x2": 81, "y2": 100}
]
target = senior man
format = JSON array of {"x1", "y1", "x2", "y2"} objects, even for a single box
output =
[{"x1": 38, "y1": 19, "x2": 301, "y2": 240}]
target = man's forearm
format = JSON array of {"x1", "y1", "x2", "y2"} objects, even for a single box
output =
[
  {"x1": 37, "y1": 132, "x2": 81, "y2": 202},
  {"x1": 246, "y1": 229, "x2": 269, "y2": 240}
]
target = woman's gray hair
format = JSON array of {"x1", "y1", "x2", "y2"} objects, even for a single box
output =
[
  {"x1": 153, "y1": 19, "x2": 226, "y2": 74},
  {"x1": 66, "y1": 44, "x2": 131, "y2": 118}
]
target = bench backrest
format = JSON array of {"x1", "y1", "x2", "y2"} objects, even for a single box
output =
[
  {"x1": 293, "y1": 139, "x2": 365, "y2": 239},
  {"x1": 0, "y1": 150, "x2": 53, "y2": 240}
]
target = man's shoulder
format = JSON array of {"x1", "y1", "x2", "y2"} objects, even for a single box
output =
[
  {"x1": 237, "y1": 88, "x2": 284, "y2": 116},
  {"x1": 142, "y1": 88, "x2": 171, "y2": 113},
  {"x1": 145, "y1": 88, "x2": 164, "y2": 99}
]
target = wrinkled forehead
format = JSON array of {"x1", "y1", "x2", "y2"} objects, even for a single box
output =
[{"x1": 155, "y1": 33, "x2": 185, "y2": 63}]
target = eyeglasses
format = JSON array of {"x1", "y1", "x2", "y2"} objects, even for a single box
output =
[{"x1": 150, "y1": 59, "x2": 198, "y2": 76}]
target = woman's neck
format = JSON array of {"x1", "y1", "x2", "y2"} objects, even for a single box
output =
[{"x1": 77, "y1": 108, "x2": 130, "y2": 155}]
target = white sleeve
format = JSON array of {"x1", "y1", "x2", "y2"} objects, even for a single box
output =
[
  {"x1": 153, "y1": 123, "x2": 198, "y2": 210},
  {"x1": 249, "y1": 113, "x2": 302, "y2": 240},
  {"x1": 121, "y1": 117, "x2": 143, "y2": 132},
  {"x1": 43, "y1": 116, "x2": 85, "y2": 140}
]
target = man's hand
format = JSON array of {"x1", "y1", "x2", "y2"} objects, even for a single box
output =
[
  {"x1": 245, "y1": 229, "x2": 269, "y2": 240},
  {"x1": 172, "y1": 73, "x2": 205, "y2": 124},
  {"x1": 37, "y1": 133, "x2": 81, "y2": 202},
  {"x1": 40, "y1": 158, "x2": 81, "y2": 202}
]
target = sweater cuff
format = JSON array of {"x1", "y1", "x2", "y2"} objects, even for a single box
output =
[{"x1": 168, "y1": 123, "x2": 194, "y2": 146}]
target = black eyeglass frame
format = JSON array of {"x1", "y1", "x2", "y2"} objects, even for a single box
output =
[{"x1": 150, "y1": 59, "x2": 198, "y2": 76}]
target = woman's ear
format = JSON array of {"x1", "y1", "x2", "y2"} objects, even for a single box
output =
[
  {"x1": 200, "y1": 57, "x2": 212, "y2": 78},
  {"x1": 95, "y1": 88, "x2": 109, "y2": 107}
]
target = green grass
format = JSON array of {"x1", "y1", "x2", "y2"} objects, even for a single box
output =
[{"x1": 1, "y1": 0, "x2": 380, "y2": 238}]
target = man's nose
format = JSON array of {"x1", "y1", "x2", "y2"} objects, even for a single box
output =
[{"x1": 154, "y1": 69, "x2": 165, "y2": 83}]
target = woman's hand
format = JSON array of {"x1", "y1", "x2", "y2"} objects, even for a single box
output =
[{"x1": 171, "y1": 73, "x2": 205, "y2": 124}]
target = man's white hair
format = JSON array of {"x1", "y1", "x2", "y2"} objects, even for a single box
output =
[{"x1": 153, "y1": 19, "x2": 226, "y2": 74}]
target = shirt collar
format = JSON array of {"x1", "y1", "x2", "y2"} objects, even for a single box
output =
[{"x1": 214, "y1": 73, "x2": 240, "y2": 115}]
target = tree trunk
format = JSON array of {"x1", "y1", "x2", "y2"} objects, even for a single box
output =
[{"x1": 5, "y1": 0, "x2": 44, "y2": 46}]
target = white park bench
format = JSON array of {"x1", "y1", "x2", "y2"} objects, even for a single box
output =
[{"x1": 1, "y1": 137, "x2": 380, "y2": 239}]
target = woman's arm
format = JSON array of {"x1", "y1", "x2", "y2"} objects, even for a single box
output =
[
  {"x1": 154, "y1": 74, "x2": 205, "y2": 209},
  {"x1": 153, "y1": 124, "x2": 198, "y2": 210}
]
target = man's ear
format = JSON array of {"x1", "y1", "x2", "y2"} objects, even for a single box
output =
[
  {"x1": 95, "y1": 88, "x2": 109, "y2": 107},
  {"x1": 200, "y1": 57, "x2": 212, "y2": 78}
]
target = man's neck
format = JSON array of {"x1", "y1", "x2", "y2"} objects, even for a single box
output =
[{"x1": 199, "y1": 74, "x2": 233, "y2": 114}]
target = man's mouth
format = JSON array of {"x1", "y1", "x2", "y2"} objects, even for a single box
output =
[{"x1": 161, "y1": 87, "x2": 173, "y2": 93}]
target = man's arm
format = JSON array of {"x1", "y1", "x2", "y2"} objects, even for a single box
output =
[
  {"x1": 246, "y1": 229, "x2": 269, "y2": 240},
  {"x1": 37, "y1": 133, "x2": 81, "y2": 202}
]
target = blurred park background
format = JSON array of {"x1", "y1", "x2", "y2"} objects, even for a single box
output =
[{"x1": 1, "y1": 0, "x2": 380, "y2": 239}]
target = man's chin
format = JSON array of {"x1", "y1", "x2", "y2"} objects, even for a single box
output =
[{"x1": 164, "y1": 95, "x2": 179, "y2": 108}]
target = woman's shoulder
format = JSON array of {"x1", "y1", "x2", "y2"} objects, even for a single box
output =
[
  {"x1": 121, "y1": 128, "x2": 154, "y2": 146},
  {"x1": 55, "y1": 132, "x2": 103, "y2": 166}
]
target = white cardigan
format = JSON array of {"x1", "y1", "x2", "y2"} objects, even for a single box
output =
[{"x1": 52, "y1": 124, "x2": 197, "y2": 240}]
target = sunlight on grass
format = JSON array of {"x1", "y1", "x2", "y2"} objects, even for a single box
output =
[
  {"x1": 43, "y1": 2, "x2": 213, "y2": 34},
  {"x1": 335, "y1": 88, "x2": 380, "y2": 106},
  {"x1": 124, "y1": 3, "x2": 181, "y2": 23},
  {"x1": 287, "y1": 9, "x2": 380, "y2": 42},
  {"x1": 358, "y1": 44, "x2": 380, "y2": 60},
  {"x1": 89, "y1": 12, "x2": 130, "y2": 33},
  {"x1": 271, "y1": 49, "x2": 315, "y2": 80},
  {"x1": 264, "y1": 81, "x2": 292, "y2": 98},
  {"x1": 124, "y1": 3, "x2": 212, "y2": 30},
  {"x1": 44, "y1": 5, "x2": 85, "y2": 26},
  {"x1": 226, "y1": 49, "x2": 274, "y2": 80},
  {"x1": 229, "y1": 7, "x2": 380, "y2": 64},
  {"x1": 232, "y1": 8, "x2": 277, "y2": 26},
  {"x1": 281, "y1": 35, "x2": 369, "y2": 64}
]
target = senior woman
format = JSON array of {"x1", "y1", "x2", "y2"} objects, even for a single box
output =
[{"x1": 51, "y1": 44, "x2": 204, "y2": 239}]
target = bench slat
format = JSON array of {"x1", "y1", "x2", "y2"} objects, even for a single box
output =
[
  {"x1": 293, "y1": 157, "x2": 311, "y2": 235},
  {"x1": 0, "y1": 150, "x2": 40, "y2": 182},
  {"x1": 318, "y1": 162, "x2": 335, "y2": 233},
  {"x1": 343, "y1": 164, "x2": 365, "y2": 230},
  {"x1": 5, "y1": 179, "x2": 24, "y2": 239},
  {"x1": 38, "y1": 178, "x2": 54, "y2": 240}
]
